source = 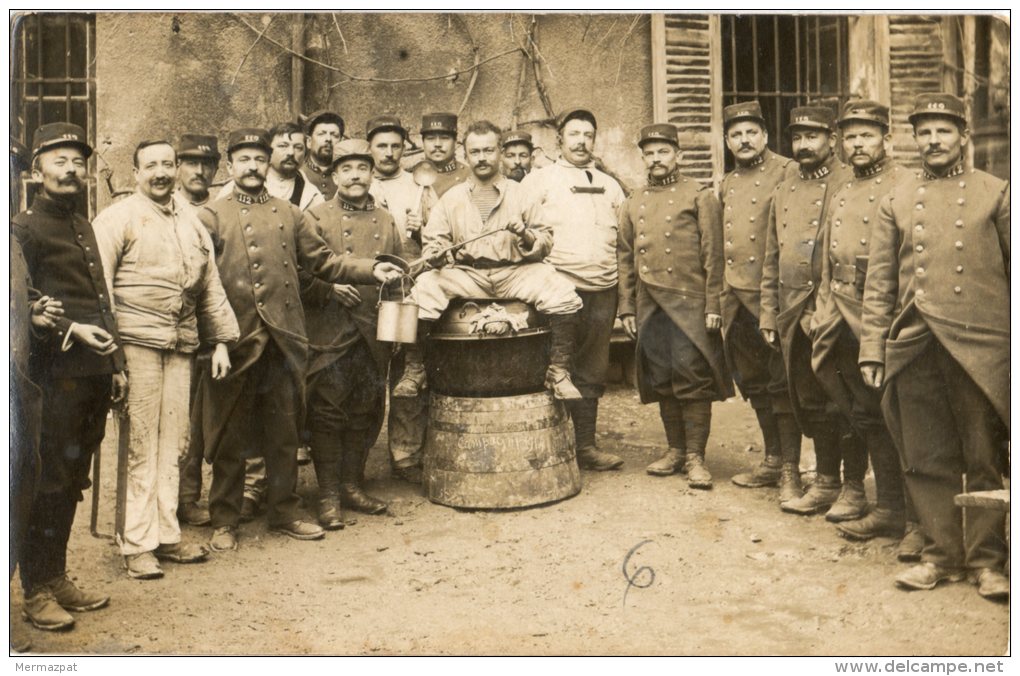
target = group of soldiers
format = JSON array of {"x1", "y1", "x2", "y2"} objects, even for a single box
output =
[{"x1": 9, "y1": 90, "x2": 1009, "y2": 637}]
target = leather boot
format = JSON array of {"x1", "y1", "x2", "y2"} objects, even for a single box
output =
[
  {"x1": 393, "y1": 321, "x2": 431, "y2": 398},
  {"x1": 681, "y1": 401, "x2": 712, "y2": 489},
  {"x1": 338, "y1": 431, "x2": 388, "y2": 515},
  {"x1": 311, "y1": 449, "x2": 345, "y2": 530},
  {"x1": 897, "y1": 521, "x2": 925, "y2": 562},
  {"x1": 647, "y1": 448, "x2": 685, "y2": 476},
  {"x1": 733, "y1": 407, "x2": 784, "y2": 487},
  {"x1": 775, "y1": 412, "x2": 802, "y2": 468},
  {"x1": 569, "y1": 399, "x2": 623, "y2": 470},
  {"x1": 545, "y1": 313, "x2": 583, "y2": 400},
  {"x1": 732, "y1": 454, "x2": 783, "y2": 488},
  {"x1": 684, "y1": 453, "x2": 713, "y2": 490},
  {"x1": 781, "y1": 473, "x2": 840, "y2": 514},
  {"x1": 648, "y1": 399, "x2": 685, "y2": 475},
  {"x1": 825, "y1": 479, "x2": 869, "y2": 522},
  {"x1": 836, "y1": 507, "x2": 906, "y2": 541},
  {"x1": 778, "y1": 463, "x2": 803, "y2": 502}
]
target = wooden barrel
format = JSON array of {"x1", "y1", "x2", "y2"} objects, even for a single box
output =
[{"x1": 424, "y1": 391, "x2": 581, "y2": 509}]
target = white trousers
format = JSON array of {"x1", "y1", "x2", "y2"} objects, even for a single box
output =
[{"x1": 120, "y1": 344, "x2": 192, "y2": 555}]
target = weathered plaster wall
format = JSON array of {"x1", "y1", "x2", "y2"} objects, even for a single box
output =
[{"x1": 96, "y1": 12, "x2": 654, "y2": 210}]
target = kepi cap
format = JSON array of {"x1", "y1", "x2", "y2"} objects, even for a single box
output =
[
  {"x1": 366, "y1": 115, "x2": 407, "y2": 141},
  {"x1": 420, "y1": 112, "x2": 458, "y2": 136},
  {"x1": 226, "y1": 128, "x2": 271, "y2": 155},
  {"x1": 637, "y1": 123, "x2": 679, "y2": 148},
  {"x1": 908, "y1": 93, "x2": 968, "y2": 126},
  {"x1": 723, "y1": 101, "x2": 766, "y2": 130},
  {"x1": 331, "y1": 139, "x2": 374, "y2": 169},
  {"x1": 32, "y1": 122, "x2": 93, "y2": 158},
  {"x1": 556, "y1": 107, "x2": 597, "y2": 131},
  {"x1": 305, "y1": 110, "x2": 346, "y2": 136},
  {"x1": 787, "y1": 106, "x2": 836, "y2": 132},
  {"x1": 838, "y1": 100, "x2": 890, "y2": 129},
  {"x1": 500, "y1": 130, "x2": 533, "y2": 150},
  {"x1": 178, "y1": 133, "x2": 221, "y2": 161}
]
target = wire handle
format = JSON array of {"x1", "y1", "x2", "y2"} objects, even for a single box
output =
[{"x1": 377, "y1": 273, "x2": 416, "y2": 307}]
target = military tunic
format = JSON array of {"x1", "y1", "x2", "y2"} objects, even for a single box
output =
[
  {"x1": 13, "y1": 194, "x2": 123, "y2": 592},
  {"x1": 431, "y1": 160, "x2": 471, "y2": 199},
  {"x1": 719, "y1": 149, "x2": 797, "y2": 406},
  {"x1": 618, "y1": 172, "x2": 733, "y2": 403},
  {"x1": 810, "y1": 159, "x2": 912, "y2": 512},
  {"x1": 301, "y1": 196, "x2": 403, "y2": 463},
  {"x1": 760, "y1": 154, "x2": 853, "y2": 432},
  {"x1": 812, "y1": 160, "x2": 911, "y2": 423},
  {"x1": 194, "y1": 188, "x2": 377, "y2": 528},
  {"x1": 303, "y1": 159, "x2": 338, "y2": 201},
  {"x1": 860, "y1": 164, "x2": 1009, "y2": 570}
]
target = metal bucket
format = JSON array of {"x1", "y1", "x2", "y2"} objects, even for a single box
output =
[
  {"x1": 376, "y1": 275, "x2": 419, "y2": 344},
  {"x1": 423, "y1": 391, "x2": 581, "y2": 509}
]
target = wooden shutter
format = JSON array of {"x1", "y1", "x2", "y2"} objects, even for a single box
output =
[
  {"x1": 653, "y1": 14, "x2": 720, "y2": 185},
  {"x1": 888, "y1": 16, "x2": 947, "y2": 169}
]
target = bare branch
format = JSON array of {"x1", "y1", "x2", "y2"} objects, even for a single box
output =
[
  {"x1": 330, "y1": 12, "x2": 348, "y2": 55},
  {"x1": 231, "y1": 15, "x2": 275, "y2": 86}
]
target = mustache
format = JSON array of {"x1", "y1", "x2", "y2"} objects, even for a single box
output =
[
  {"x1": 570, "y1": 145, "x2": 590, "y2": 152},
  {"x1": 794, "y1": 149, "x2": 816, "y2": 159},
  {"x1": 57, "y1": 175, "x2": 82, "y2": 185}
]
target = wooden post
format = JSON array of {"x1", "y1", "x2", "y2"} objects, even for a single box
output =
[
  {"x1": 708, "y1": 15, "x2": 723, "y2": 190},
  {"x1": 651, "y1": 14, "x2": 667, "y2": 124},
  {"x1": 962, "y1": 15, "x2": 977, "y2": 170}
]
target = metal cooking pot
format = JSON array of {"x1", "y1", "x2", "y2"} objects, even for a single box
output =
[{"x1": 427, "y1": 298, "x2": 550, "y2": 397}]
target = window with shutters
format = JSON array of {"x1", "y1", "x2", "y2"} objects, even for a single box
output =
[
  {"x1": 10, "y1": 13, "x2": 96, "y2": 216},
  {"x1": 720, "y1": 15, "x2": 850, "y2": 171}
]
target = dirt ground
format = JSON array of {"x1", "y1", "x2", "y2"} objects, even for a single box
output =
[{"x1": 9, "y1": 383, "x2": 1010, "y2": 656}]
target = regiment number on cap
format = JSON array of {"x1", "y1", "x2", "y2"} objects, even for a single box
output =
[
  {"x1": 926, "y1": 102, "x2": 948, "y2": 110},
  {"x1": 199, "y1": 145, "x2": 212, "y2": 152},
  {"x1": 60, "y1": 133, "x2": 79, "y2": 140},
  {"x1": 794, "y1": 115, "x2": 809, "y2": 123},
  {"x1": 244, "y1": 135, "x2": 259, "y2": 142}
]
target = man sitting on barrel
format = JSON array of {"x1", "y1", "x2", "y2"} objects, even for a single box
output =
[{"x1": 393, "y1": 120, "x2": 584, "y2": 401}]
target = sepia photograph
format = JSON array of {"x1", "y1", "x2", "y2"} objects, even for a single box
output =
[{"x1": 7, "y1": 7, "x2": 1012, "y2": 662}]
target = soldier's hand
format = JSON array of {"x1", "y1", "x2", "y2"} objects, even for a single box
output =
[
  {"x1": 211, "y1": 342, "x2": 232, "y2": 380},
  {"x1": 705, "y1": 313, "x2": 722, "y2": 332},
  {"x1": 405, "y1": 209, "x2": 422, "y2": 234},
  {"x1": 427, "y1": 252, "x2": 449, "y2": 270},
  {"x1": 860, "y1": 364, "x2": 884, "y2": 389},
  {"x1": 506, "y1": 220, "x2": 527, "y2": 237},
  {"x1": 31, "y1": 296, "x2": 64, "y2": 329},
  {"x1": 111, "y1": 371, "x2": 129, "y2": 405},
  {"x1": 621, "y1": 314, "x2": 637, "y2": 340},
  {"x1": 332, "y1": 284, "x2": 362, "y2": 307},
  {"x1": 372, "y1": 262, "x2": 403, "y2": 285},
  {"x1": 71, "y1": 323, "x2": 118, "y2": 355},
  {"x1": 760, "y1": 328, "x2": 779, "y2": 351}
]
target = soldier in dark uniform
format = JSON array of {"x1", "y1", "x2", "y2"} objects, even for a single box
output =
[
  {"x1": 760, "y1": 107, "x2": 868, "y2": 520},
  {"x1": 175, "y1": 133, "x2": 220, "y2": 208},
  {"x1": 420, "y1": 112, "x2": 471, "y2": 198},
  {"x1": 618, "y1": 124, "x2": 733, "y2": 489},
  {"x1": 860, "y1": 94, "x2": 1009, "y2": 600},
  {"x1": 716, "y1": 101, "x2": 801, "y2": 494},
  {"x1": 303, "y1": 110, "x2": 345, "y2": 200},
  {"x1": 194, "y1": 128, "x2": 401, "y2": 552},
  {"x1": 301, "y1": 140, "x2": 403, "y2": 528},
  {"x1": 13, "y1": 123, "x2": 124, "y2": 631},
  {"x1": 500, "y1": 129, "x2": 534, "y2": 182},
  {"x1": 176, "y1": 133, "x2": 223, "y2": 528},
  {"x1": 811, "y1": 101, "x2": 916, "y2": 545}
]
